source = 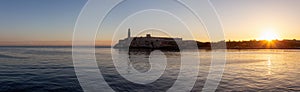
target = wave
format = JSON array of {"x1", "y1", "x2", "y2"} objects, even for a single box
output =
[{"x1": 0, "y1": 54, "x2": 27, "y2": 59}]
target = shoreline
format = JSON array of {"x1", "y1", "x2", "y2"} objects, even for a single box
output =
[{"x1": 0, "y1": 46, "x2": 300, "y2": 49}]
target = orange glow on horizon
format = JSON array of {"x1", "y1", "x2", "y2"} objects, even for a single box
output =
[{"x1": 259, "y1": 28, "x2": 281, "y2": 41}]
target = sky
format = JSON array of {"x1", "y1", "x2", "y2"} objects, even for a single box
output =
[{"x1": 0, "y1": 0, "x2": 300, "y2": 46}]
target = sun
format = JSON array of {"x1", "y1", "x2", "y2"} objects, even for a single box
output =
[{"x1": 259, "y1": 28, "x2": 280, "y2": 41}]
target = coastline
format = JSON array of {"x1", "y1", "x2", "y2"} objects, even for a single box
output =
[{"x1": 0, "y1": 46, "x2": 299, "y2": 49}]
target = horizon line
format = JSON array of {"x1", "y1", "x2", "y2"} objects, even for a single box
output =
[{"x1": 0, "y1": 38, "x2": 299, "y2": 47}]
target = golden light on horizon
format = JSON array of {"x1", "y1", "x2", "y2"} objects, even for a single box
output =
[{"x1": 259, "y1": 28, "x2": 280, "y2": 41}]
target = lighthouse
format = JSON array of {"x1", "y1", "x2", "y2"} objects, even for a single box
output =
[{"x1": 128, "y1": 28, "x2": 131, "y2": 38}]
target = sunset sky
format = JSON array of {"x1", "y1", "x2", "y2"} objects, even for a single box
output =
[{"x1": 0, "y1": 0, "x2": 300, "y2": 46}]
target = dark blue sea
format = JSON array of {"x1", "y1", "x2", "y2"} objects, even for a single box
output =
[{"x1": 0, "y1": 46, "x2": 299, "y2": 92}]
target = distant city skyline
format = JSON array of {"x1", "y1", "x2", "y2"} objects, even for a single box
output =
[{"x1": 1, "y1": 0, "x2": 300, "y2": 46}]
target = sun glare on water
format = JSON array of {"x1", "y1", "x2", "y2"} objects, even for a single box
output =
[{"x1": 259, "y1": 28, "x2": 280, "y2": 41}]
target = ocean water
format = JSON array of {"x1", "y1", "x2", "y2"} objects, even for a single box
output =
[{"x1": 0, "y1": 47, "x2": 299, "y2": 92}]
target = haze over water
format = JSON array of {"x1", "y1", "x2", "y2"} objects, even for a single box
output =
[{"x1": 0, "y1": 47, "x2": 299, "y2": 91}]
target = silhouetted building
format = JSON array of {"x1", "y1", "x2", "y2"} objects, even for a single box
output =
[{"x1": 114, "y1": 28, "x2": 200, "y2": 49}]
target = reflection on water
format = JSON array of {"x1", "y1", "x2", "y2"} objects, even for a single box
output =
[
  {"x1": 217, "y1": 49, "x2": 300, "y2": 92},
  {"x1": 0, "y1": 47, "x2": 299, "y2": 91},
  {"x1": 99, "y1": 49, "x2": 182, "y2": 91},
  {"x1": 123, "y1": 49, "x2": 180, "y2": 73},
  {"x1": 267, "y1": 56, "x2": 272, "y2": 75}
]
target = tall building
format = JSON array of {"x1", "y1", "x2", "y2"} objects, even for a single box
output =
[{"x1": 128, "y1": 28, "x2": 131, "y2": 38}]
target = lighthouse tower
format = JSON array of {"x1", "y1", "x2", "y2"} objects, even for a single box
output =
[{"x1": 128, "y1": 28, "x2": 131, "y2": 38}]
